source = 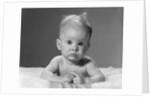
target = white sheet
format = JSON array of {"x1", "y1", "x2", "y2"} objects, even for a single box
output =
[{"x1": 19, "y1": 67, "x2": 122, "y2": 88}]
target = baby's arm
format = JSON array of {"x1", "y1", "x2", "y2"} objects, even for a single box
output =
[
  {"x1": 41, "y1": 69, "x2": 68, "y2": 83},
  {"x1": 86, "y1": 62, "x2": 105, "y2": 84},
  {"x1": 40, "y1": 57, "x2": 73, "y2": 83}
]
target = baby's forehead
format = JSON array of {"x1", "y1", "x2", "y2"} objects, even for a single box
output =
[
  {"x1": 60, "y1": 20, "x2": 87, "y2": 32},
  {"x1": 60, "y1": 25, "x2": 89, "y2": 36},
  {"x1": 61, "y1": 27, "x2": 89, "y2": 37}
]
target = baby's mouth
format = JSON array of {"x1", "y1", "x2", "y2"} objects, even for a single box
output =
[
  {"x1": 70, "y1": 53, "x2": 78, "y2": 57},
  {"x1": 67, "y1": 53, "x2": 81, "y2": 63},
  {"x1": 69, "y1": 53, "x2": 78, "y2": 58}
]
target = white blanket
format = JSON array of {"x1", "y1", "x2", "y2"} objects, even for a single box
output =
[{"x1": 19, "y1": 67, "x2": 122, "y2": 88}]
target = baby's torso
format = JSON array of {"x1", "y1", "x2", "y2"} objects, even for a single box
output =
[
  {"x1": 60, "y1": 63, "x2": 88, "y2": 83},
  {"x1": 56, "y1": 56, "x2": 91, "y2": 84}
]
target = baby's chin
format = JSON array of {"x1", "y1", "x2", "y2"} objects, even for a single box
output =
[{"x1": 67, "y1": 56, "x2": 81, "y2": 64}]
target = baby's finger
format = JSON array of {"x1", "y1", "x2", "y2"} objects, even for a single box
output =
[
  {"x1": 67, "y1": 74, "x2": 74, "y2": 80},
  {"x1": 68, "y1": 73, "x2": 75, "y2": 79},
  {"x1": 73, "y1": 77, "x2": 80, "y2": 83},
  {"x1": 71, "y1": 72, "x2": 78, "y2": 77}
]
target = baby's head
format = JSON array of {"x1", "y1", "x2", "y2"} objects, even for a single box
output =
[{"x1": 56, "y1": 12, "x2": 92, "y2": 63}]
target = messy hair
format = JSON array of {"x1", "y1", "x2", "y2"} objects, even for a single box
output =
[{"x1": 59, "y1": 12, "x2": 92, "y2": 39}]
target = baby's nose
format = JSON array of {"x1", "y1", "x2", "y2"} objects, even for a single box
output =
[{"x1": 71, "y1": 45, "x2": 79, "y2": 52}]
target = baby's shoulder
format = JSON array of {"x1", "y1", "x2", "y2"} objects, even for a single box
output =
[
  {"x1": 50, "y1": 55, "x2": 63, "y2": 64},
  {"x1": 83, "y1": 56, "x2": 97, "y2": 69},
  {"x1": 52, "y1": 55, "x2": 63, "y2": 60}
]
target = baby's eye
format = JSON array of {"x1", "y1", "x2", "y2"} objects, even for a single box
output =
[
  {"x1": 67, "y1": 40, "x2": 72, "y2": 45},
  {"x1": 78, "y1": 42, "x2": 84, "y2": 46}
]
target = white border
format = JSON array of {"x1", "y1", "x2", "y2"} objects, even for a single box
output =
[
  {"x1": 1, "y1": 0, "x2": 144, "y2": 95},
  {"x1": 146, "y1": 0, "x2": 150, "y2": 93}
]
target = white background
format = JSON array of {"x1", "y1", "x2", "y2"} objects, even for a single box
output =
[{"x1": 0, "y1": 0, "x2": 150, "y2": 98}]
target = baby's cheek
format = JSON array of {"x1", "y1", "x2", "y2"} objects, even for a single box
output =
[
  {"x1": 82, "y1": 48, "x2": 87, "y2": 54},
  {"x1": 79, "y1": 47, "x2": 84, "y2": 51}
]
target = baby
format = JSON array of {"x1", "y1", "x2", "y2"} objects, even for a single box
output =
[{"x1": 41, "y1": 12, "x2": 105, "y2": 87}]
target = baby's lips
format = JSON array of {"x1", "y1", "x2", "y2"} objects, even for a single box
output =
[{"x1": 70, "y1": 53, "x2": 78, "y2": 57}]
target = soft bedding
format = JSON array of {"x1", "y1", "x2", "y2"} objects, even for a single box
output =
[{"x1": 19, "y1": 67, "x2": 122, "y2": 88}]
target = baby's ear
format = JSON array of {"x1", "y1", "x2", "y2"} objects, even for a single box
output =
[{"x1": 56, "y1": 39, "x2": 61, "y2": 50}]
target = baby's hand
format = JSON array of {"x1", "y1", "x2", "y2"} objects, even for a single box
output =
[
  {"x1": 71, "y1": 72, "x2": 81, "y2": 84},
  {"x1": 62, "y1": 73, "x2": 74, "y2": 83}
]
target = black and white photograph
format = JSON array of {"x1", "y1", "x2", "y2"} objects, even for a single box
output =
[
  {"x1": 1, "y1": 0, "x2": 146, "y2": 95},
  {"x1": 19, "y1": 8, "x2": 123, "y2": 88}
]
